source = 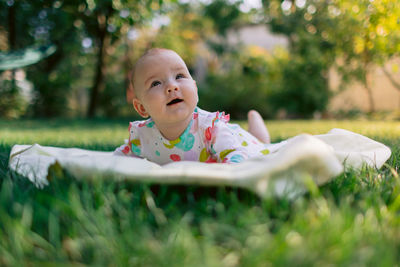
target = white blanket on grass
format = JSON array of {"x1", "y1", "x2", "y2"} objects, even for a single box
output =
[{"x1": 8, "y1": 128, "x2": 391, "y2": 198}]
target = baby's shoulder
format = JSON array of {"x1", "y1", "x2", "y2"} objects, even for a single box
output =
[
  {"x1": 128, "y1": 118, "x2": 156, "y2": 135},
  {"x1": 197, "y1": 108, "x2": 230, "y2": 129}
]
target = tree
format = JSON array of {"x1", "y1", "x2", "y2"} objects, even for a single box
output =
[
  {"x1": 61, "y1": 0, "x2": 157, "y2": 117},
  {"x1": 0, "y1": 1, "x2": 64, "y2": 117},
  {"x1": 203, "y1": 0, "x2": 243, "y2": 55},
  {"x1": 0, "y1": 0, "x2": 88, "y2": 117},
  {"x1": 262, "y1": 0, "x2": 400, "y2": 114},
  {"x1": 0, "y1": 0, "x2": 161, "y2": 117},
  {"x1": 326, "y1": 0, "x2": 400, "y2": 112},
  {"x1": 261, "y1": 0, "x2": 336, "y2": 117},
  {"x1": 0, "y1": 0, "x2": 23, "y2": 118}
]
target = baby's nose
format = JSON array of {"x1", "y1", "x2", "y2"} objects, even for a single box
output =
[
  {"x1": 167, "y1": 87, "x2": 179, "y2": 93},
  {"x1": 167, "y1": 81, "x2": 179, "y2": 93}
]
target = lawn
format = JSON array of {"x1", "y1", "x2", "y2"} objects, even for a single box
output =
[{"x1": 0, "y1": 119, "x2": 400, "y2": 266}]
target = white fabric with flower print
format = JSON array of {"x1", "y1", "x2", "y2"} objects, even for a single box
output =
[
  {"x1": 9, "y1": 128, "x2": 391, "y2": 198},
  {"x1": 114, "y1": 107, "x2": 271, "y2": 165}
]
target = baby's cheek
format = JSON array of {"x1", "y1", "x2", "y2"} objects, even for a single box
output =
[{"x1": 144, "y1": 94, "x2": 163, "y2": 109}]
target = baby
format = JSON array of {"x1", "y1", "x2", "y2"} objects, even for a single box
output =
[{"x1": 115, "y1": 48, "x2": 271, "y2": 164}]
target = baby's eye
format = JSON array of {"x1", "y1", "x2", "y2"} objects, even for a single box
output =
[
  {"x1": 176, "y1": 73, "x2": 185, "y2": 79},
  {"x1": 151, "y1": 81, "x2": 161, "y2": 87}
]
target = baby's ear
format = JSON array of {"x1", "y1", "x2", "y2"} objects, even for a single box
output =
[
  {"x1": 133, "y1": 98, "x2": 149, "y2": 118},
  {"x1": 127, "y1": 83, "x2": 135, "y2": 104},
  {"x1": 126, "y1": 74, "x2": 135, "y2": 104}
]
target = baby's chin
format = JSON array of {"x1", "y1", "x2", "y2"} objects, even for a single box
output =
[{"x1": 160, "y1": 108, "x2": 193, "y2": 123}]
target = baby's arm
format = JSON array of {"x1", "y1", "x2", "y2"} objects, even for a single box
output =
[
  {"x1": 207, "y1": 121, "x2": 250, "y2": 163},
  {"x1": 113, "y1": 121, "x2": 143, "y2": 158}
]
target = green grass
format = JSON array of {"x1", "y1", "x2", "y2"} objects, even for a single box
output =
[{"x1": 1, "y1": 119, "x2": 400, "y2": 266}]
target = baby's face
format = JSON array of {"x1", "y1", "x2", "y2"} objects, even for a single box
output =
[{"x1": 132, "y1": 50, "x2": 198, "y2": 127}]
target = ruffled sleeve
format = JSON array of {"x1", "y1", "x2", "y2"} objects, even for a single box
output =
[
  {"x1": 114, "y1": 121, "x2": 143, "y2": 158},
  {"x1": 200, "y1": 111, "x2": 249, "y2": 163}
]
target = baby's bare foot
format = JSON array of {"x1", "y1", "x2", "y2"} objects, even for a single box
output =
[{"x1": 248, "y1": 110, "x2": 270, "y2": 144}]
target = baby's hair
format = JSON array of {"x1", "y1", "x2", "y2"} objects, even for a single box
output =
[
  {"x1": 129, "y1": 48, "x2": 177, "y2": 97},
  {"x1": 139, "y1": 47, "x2": 175, "y2": 59}
]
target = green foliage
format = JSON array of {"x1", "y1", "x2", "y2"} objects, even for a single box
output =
[
  {"x1": 150, "y1": 3, "x2": 213, "y2": 68},
  {"x1": 330, "y1": 0, "x2": 400, "y2": 111},
  {"x1": 262, "y1": 0, "x2": 337, "y2": 117},
  {"x1": 198, "y1": 47, "x2": 279, "y2": 119},
  {"x1": 270, "y1": 55, "x2": 331, "y2": 118},
  {"x1": 99, "y1": 65, "x2": 129, "y2": 118},
  {"x1": 27, "y1": 53, "x2": 78, "y2": 117},
  {"x1": 0, "y1": 0, "x2": 158, "y2": 118},
  {"x1": 323, "y1": 0, "x2": 400, "y2": 112},
  {"x1": 203, "y1": 0, "x2": 241, "y2": 37},
  {"x1": 330, "y1": 0, "x2": 400, "y2": 63},
  {"x1": 198, "y1": 43, "x2": 331, "y2": 118},
  {"x1": 1, "y1": 119, "x2": 400, "y2": 265},
  {"x1": 263, "y1": 0, "x2": 400, "y2": 113},
  {"x1": 62, "y1": 0, "x2": 158, "y2": 117},
  {"x1": 0, "y1": 0, "x2": 83, "y2": 117},
  {"x1": 1, "y1": 0, "x2": 399, "y2": 118}
]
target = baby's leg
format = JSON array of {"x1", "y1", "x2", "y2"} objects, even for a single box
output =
[{"x1": 248, "y1": 110, "x2": 270, "y2": 144}]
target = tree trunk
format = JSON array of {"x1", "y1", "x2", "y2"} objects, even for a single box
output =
[
  {"x1": 87, "y1": 14, "x2": 109, "y2": 118},
  {"x1": 382, "y1": 66, "x2": 400, "y2": 91},
  {"x1": 365, "y1": 83, "x2": 375, "y2": 113},
  {"x1": 8, "y1": 3, "x2": 16, "y2": 88},
  {"x1": 363, "y1": 72, "x2": 375, "y2": 113}
]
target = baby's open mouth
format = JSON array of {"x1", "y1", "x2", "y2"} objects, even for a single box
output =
[{"x1": 167, "y1": 98, "x2": 183, "y2": 106}]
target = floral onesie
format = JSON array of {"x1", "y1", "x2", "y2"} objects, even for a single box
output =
[{"x1": 114, "y1": 107, "x2": 270, "y2": 165}]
